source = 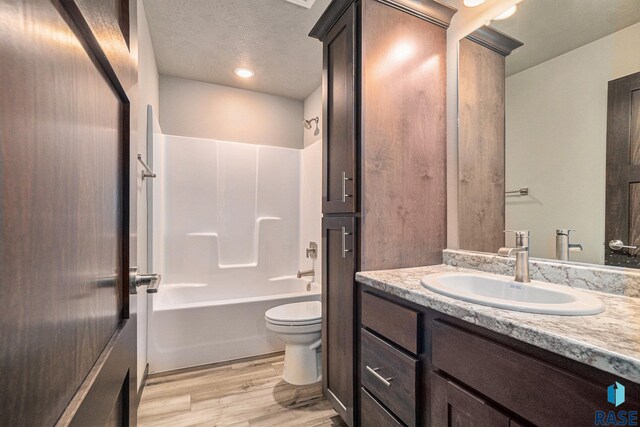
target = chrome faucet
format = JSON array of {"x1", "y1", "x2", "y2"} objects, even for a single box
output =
[
  {"x1": 498, "y1": 230, "x2": 530, "y2": 283},
  {"x1": 555, "y1": 229, "x2": 583, "y2": 261}
]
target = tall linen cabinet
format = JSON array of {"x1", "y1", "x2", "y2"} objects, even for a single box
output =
[{"x1": 310, "y1": 0, "x2": 455, "y2": 425}]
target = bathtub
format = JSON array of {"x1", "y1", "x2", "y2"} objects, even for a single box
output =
[{"x1": 148, "y1": 277, "x2": 320, "y2": 373}]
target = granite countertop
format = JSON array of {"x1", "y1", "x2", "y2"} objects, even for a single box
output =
[{"x1": 356, "y1": 264, "x2": 640, "y2": 384}]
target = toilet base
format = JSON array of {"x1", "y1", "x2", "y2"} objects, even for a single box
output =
[{"x1": 282, "y1": 343, "x2": 321, "y2": 385}]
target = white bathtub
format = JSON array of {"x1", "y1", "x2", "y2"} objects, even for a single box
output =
[{"x1": 148, "y1": 277, "x2": 320, "y2": 373}]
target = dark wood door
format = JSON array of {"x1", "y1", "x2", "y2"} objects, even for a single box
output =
[
  {"x1": 606, "y1": 71, "x2": 640, "y2": 268},
  {"x1": 322, "y1": 216, "x2": 356, "y2": 425},
  {"x1": 322, "y1": 4, "x2": 357, "y2": 214},
  {"x1": 431, "y1": 373, "x2": 511, "y2": 427},
  {"x1": 1, "y1": 0, "x2": 138, "y2": 425}
]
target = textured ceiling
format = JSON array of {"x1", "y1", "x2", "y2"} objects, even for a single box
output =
[
  {"x1": 143, "y1": 0, "x2": 331, "y2": 100},
  {"x1": 491, "y1": 0, "x2": 640, "y2": 76}
]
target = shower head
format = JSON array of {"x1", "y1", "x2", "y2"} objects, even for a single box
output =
[{"x1": 303, "y1": 117, "x2": 319, "y2": 130}]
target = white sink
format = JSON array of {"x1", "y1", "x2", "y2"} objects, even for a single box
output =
[{"x1": 421, "y1": 273, "x2": 604, "y2": 316}]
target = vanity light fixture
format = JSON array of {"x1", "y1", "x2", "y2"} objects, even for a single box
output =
[
  {"x1": 494, "y1": 5, "x2": 517, "y2": 20},
  {"x1": 463, "y1": 0, "x2": 485, "y2": 6},
  {"x1": 234, "y1": 68, "x2": 255, "y2": 78}
]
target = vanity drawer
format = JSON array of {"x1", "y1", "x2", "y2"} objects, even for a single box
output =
[
  {"x1": 361, "y1": 388, "x2": 403, "y2": 427},
  {"x1": 431, "y1": 320, "x2": 612, "y2": 426},
  {"x1": 361, "y1": 291, "x2": 419, "y2": 354},
  {"x1": 361, "y1": 329, "x2": 418, "y2": 427}
]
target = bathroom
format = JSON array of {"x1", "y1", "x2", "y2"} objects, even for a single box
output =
[{"x1": 2, "y1": 0, "x2": 640, "y2": 426}]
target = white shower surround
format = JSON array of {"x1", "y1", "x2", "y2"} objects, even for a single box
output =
[{"x1": 148, "y1": 134, "x2": 320, "y2": 373}]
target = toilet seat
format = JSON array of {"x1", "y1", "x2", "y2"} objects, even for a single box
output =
[{"x1": 265, "y1": 301, "x2": 321, "y2": 326}]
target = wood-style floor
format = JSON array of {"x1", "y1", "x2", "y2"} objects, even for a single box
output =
[{"x1": 138, "y1": 353, "x2": 346, "y2": 426}]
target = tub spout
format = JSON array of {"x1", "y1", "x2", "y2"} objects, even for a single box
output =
[{"x1": 297, "y1": 268, "x2": 314, "y2": 279}]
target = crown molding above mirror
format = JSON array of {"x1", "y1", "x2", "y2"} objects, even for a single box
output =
[{"x1": 465, "y1": 25, "x2": 522, "y2": 57}]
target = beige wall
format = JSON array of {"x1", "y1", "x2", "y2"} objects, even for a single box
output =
[
  {"x1": 136, "y1": 0, "x2": 160, "y2": 390},
  {"x1": 505, "y1": 22, "x2": 640, "y2": 263},
  {"x1": 159, "y1": 76, "x2": 304, "y2": 149}
]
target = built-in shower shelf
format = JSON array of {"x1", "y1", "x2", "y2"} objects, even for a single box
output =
[{"x1": 187, "y1": 217, "x2": 282, "y2": 269}]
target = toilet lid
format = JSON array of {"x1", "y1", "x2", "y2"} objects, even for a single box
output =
[{"x1": 265, "y1": 301, "x2": 321, "y2": 325}]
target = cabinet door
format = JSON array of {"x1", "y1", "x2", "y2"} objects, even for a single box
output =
[
  {"x1": 322, "y1": 216, "x2": 357, "y2": 425},
  {"x1": 322, "y1": 4, "x2": 357, "y2": 214},
  {"x1": 431, "y1": 373, "x2": 511, "y2": 427}
]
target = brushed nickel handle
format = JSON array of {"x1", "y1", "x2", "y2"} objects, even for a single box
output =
[
  {"x1": 130, "y1": 267, "x2": 162, "y2": 294},
  {"x1": 609, "y1": 239, "x2": 638, "y2": 253},
  {"x1": 342, "y1": 227, "x2": 353, "y2": 258},
  {"x1": 341, "y1": 171, "x2": 353, "y2": 203},
  {"x1": 366, "y1": 366, "x2": 392, "y2": 387},
  {"x1": 139, "y1": 273, "x2": 161, "y2": 293}
]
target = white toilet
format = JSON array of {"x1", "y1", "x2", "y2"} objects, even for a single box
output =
[{"x1": 265, "y1": 301, "x2": 322, "y2": 385}]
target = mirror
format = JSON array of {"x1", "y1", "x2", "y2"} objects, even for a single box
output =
[{"x1": 457, "y1": 0, "x2": 640, "y2": 268}]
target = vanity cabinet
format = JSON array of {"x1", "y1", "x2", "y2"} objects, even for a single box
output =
[
  {"x1": 358, "y1": 284, "x2": 640, "y2": 427},
  {"x1": 311, "y1": 1, "x2": 456, "y2": 424}
]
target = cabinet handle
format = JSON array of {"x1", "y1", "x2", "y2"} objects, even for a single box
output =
[
  {"x1": 342, "y1": 171, "x2": 353, "y2": 203},
  {"x1": 366, "y1": 366, "x2": 392, "y2": 387},
  {"x1": 342, "y1": 226, "x2": 352, "y2": 258}
]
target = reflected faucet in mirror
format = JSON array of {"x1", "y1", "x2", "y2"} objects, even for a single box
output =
[
  {"x1": 498, "y1": 230, "x2": 530, "y2": 283},
  {"x1": 555, "y1": 229, "x2": 582, "y2": 261}
]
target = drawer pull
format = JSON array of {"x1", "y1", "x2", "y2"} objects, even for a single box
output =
[{"x1": 366, "y1": 366, "x2": 392, "y2": 387}]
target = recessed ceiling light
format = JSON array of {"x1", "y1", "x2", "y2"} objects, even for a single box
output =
[
  {"x1": 494, "y1": 5, "x2": 517, "y2": 20},
  {"x1": 463, "y1": 0, "x2": 485, "y2": 7},
  {"x1": 234, "y1": 68, "x2": 254, "y2": 78},
  {"x1": 283, "y1": 0, "x2": 316, "y2": 8}
]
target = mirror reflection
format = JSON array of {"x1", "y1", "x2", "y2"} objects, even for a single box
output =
[{"x1": 458, "y1": 0, "x2": 640, "y2": 268}]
